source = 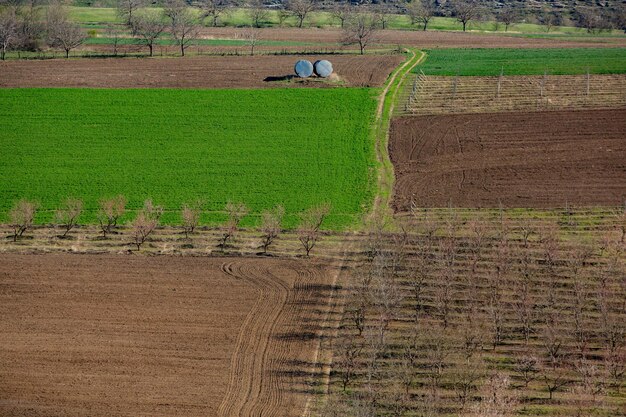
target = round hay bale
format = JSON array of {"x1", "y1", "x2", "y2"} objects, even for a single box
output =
[
  {"x1": 313, "y1": 60, "x2": 333, "y2": 78},
  {"x1": 294, "y1": 60, "x2": 313, "y2": 78}
]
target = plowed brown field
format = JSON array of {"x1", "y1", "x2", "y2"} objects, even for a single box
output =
[
  {"x1": 199, "y1": 27, "x2": 626, "y2": 48},
  {"x1": 0, "y1": 254, "x2": 337, "y2": 417},
  {"x1": 0, "y1": 54, "x2": 403, "y2": 88},
  {"x1": 389, "y1": 109, "x2": 626, "y2": 210}
]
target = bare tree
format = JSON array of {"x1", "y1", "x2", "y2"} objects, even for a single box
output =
[
  {"x1": 130, "y1": 199, "x2": 163, "y2": 250},
  {"x1": 131, "y1": 10, "x2": 167, "y2": 57},
  {"x1": 458, "y1": 312, "x2": 486, "y2": 360},
  {"x1": 572, "y1": 359, "x2": 605, "y2": 414},
  {"x1": 613, "y1": 4, "x2": 626, "y2": 34},
  {"x1": 286, "y1": 0, "x2": 316, "y2": 28},
  {"x1": 372, "y1": 3, "x2": 392, "y2": 30},
  {"x1": 15, "y1": 6, "x2": 45, "y2": 52},
  {"x1": 242, "y1": 26, "x2": 259, "y2": 56},
  {"x1": 576, "y1": 7, "x2": 608, "y2": 34},
  {"x1": 541, "y1": 317, "x2": 566, "y2": 373},
  {"x1": 486, "y1": 238, "x2": 509, "y2": 349},
  {"x1": 434, "y1": 235, "x2": 456, "y2": 329},
  {"x1": 424, "y1": 324, "x2": 452, "y2": 394},
  {"x1": 330, "y1": 2, "x2": 352, "y2": 28},
  {"x1": 199, "y1": 0, "x2": 229, "y2": 27},
  {"x1": 335, "y1": 333, "x2": 363, "y2": 391},
  {"x1": 277, "y1": 9, "x2": 290, "y2": 27},
  {"x1": 342, "y1": 12, "x2": 378, "y2": 55},
  {"x1": 297, "y1": 203, "x2": 330, "y2": 257},
  {"x1": 406, "y1": 0, "x2": 435, "y2": 31},
  {"x1": 514, "y1": 354, "x2": 539, "y2": 388},
  {"x1": 97, "y1": 195, "x2": 126, "y2": 238},
  {"x1": 117, "y1": 0, "x2": 145, "y2": 26},
  {"x1": 452, "y1": 358, "x2": 484, "y2": 409},
  {"x1": 369, "y1": 251, "x2": 403, "y2": 347},
  {"x1": 512, "y1": 256, "x2": 536, "y2": 345},
  {"x1": 0, "y1": 7, "x2": 18, "y2": 60},
  {"x1": 606, "y1": 345, "x2": 625, "y2": 391},
  {"x1": 616, "y1": 209, "x2": 626, "y2": 244},
  {"x1": 452, "y1": 0, "x2": 480, "y2": 32},
  {"x1": 104, "y1": 24, "x2": 122, "y2": 56},
  {"x1": 181, "y1": 200, "x2": 202, "y2": 239},
  {"x1": 46, "y1": 3, "x2": 85, "y2": 58},
  {"x1": 247, "y1": 0, "x2": 268, "y2": 28},
  {"x1": 496, "y1": 7, "x2": 517, "y2": 32},
  {"x1": 570, "y1": 248, "x2": 592, "y2": 359},
  {"x1": 398, "y1": 334, "x2": 419, "y2": 394},
  {"x1": 55, "y1": 197, "x2": 82, "y2": 238},
  {"x1": 165, "y1": 0, "x2": 200, "y2": 56},
  {"x1": 469, "y1": 372, "x2": 518, "y2": 417},
  {"x1": 537, "y1": 9, "x2": 562, "y2": 33},
  {"x1": 406, "y1": 240, "x2": 430, "y2": 321},
  {"x1": 220, "y1": 201, "x2": 248, "y2": 249},
  {"x1": 8, "y1": 199, "x2": 37, "y2": 242},
  {"x1": 541, "y1": 361, "x2": 571, "y2": 400},
  {"x1": 259, "y1": 204, "x2": 284, "y2": 254}
]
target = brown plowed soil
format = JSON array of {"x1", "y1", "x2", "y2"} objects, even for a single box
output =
[
  {"x1": 0, "y1": 54, "x2": 403, "y2": 88},
  {"x1": 389, "y1": 109, "x2": 626, "y2": 210},
  {"x1": 200, "y1": 27, "x2": 626, "y2": 48},
  {"x1": 0, "y1": 254, "x2": 336, "y2": 417}
]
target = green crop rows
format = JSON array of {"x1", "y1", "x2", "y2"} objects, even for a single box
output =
[
  {"x1": 0, "y1": 88, "x2": 378, "y2": 229},
  {"x1": 415, "y1": 48, "x2": 626, "y2": 76}
]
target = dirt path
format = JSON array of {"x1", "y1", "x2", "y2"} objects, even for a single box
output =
[{"x1": 369, "y1": 49, "x2": 425, "y2": 224}]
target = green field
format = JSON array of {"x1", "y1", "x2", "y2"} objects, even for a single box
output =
[
  {"x1": 415, "y1": 48, "x2": 626, "y2": 76},
  {"x1": 0, "y1": 88, "x2": 378, "y2": 229}
]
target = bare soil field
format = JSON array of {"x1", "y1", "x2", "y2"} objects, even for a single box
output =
[
  {"x1": 398, "y1": 74, "x2": 626, "y2": 116},
  {"x1": 0, "y1": 54, "x2": 404, "y2": 88},
  {"x1": 389, "y1": 109, "x2": 626, "y2": 210},
  {"x1": 200, "y1": 27, "x2": 626, "y2": 48},
  {"x1": 0, "y1": 254, "x2": 337, "y2": 417}
]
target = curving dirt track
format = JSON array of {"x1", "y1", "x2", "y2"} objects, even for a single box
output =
[
  {"x1": 0, "y1": 254, "x2": 336, "y2": 417},
  {"x1": 389, "y1": 109, "x2": 626, "y2": 210},
  {"x1": 0, "y1": 54, "x2": 404, "y2": 88},
  {"x1": 199, "y1": 27, "x2": 626, "y2": 48}
]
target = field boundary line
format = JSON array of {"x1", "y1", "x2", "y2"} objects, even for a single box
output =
[
  {"x1": 369, "y1": 49, "x2": 426, "y2": 227},
  {"x1": 300, "y1": 237, "x2": 356, "y2": 417}
]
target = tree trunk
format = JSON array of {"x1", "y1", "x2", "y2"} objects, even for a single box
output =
[
  {"x1": 213, "y1": 15, "x2": 218, "y2": 27},
  {"x1": 65, "y1": 49, "x2": 70, "y2": 58},
  {"x1": 359, "y1": 42, "x2": 364, "y2": 55},
  {"x1": 148, "y1": 43, "x2": 153, "y2": 57},
  {"x1": 423, "y1": 22, "x2": 427, "y2": 31},
  {"x1": 463, "y1": 21, "x2": 467, "y2": 31},
  {"x1": 181, "y1": 43, "x2": 185, "y2": 57},
  {"x1": 298, "y1": 17, "x2": 304, "y2": 28}
]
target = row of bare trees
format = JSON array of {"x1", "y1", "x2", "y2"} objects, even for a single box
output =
[
  {"x1": 0, "y1": 1, "x2": 84, "y2": 59},
  {"x1": 5, "y1": 197, "x2": 330, "y2": 256},
  {"x1": 323, "y1": 211, "x2": 625, "y2": 416}
]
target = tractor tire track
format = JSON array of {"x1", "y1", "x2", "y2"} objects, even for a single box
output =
[{"x1": 218, "y1": 259, "x2": 332, "y2": 417}]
